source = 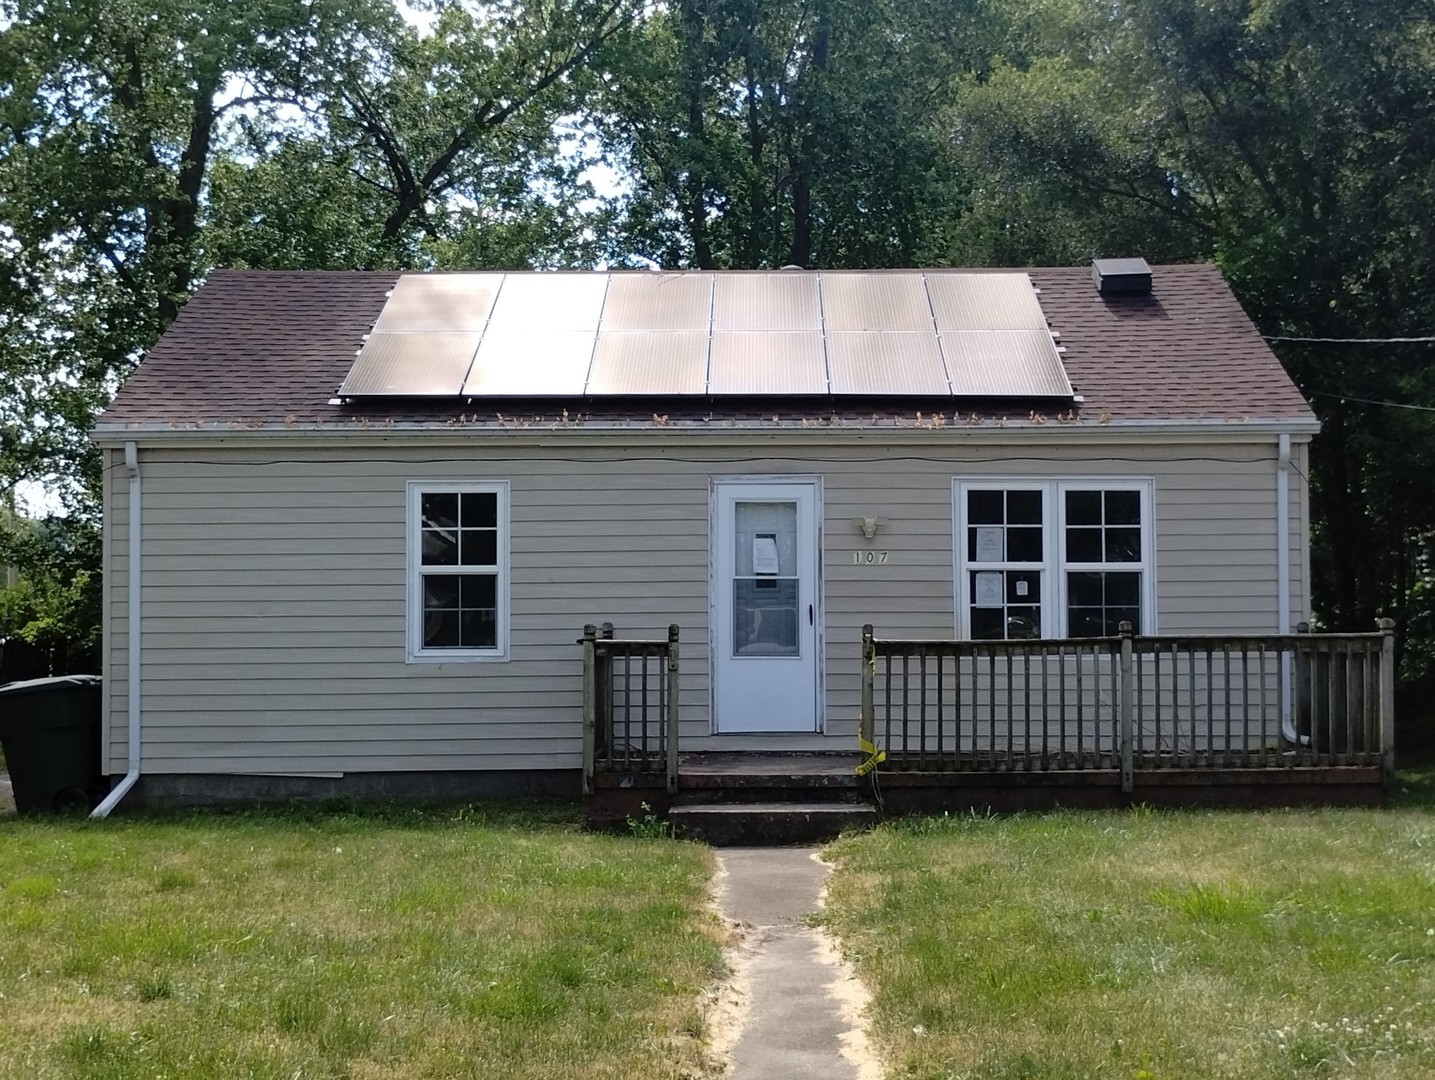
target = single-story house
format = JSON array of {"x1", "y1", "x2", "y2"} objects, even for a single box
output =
[{"x1": 92, "y1": 261, "x2": 1344, "y2": 811}]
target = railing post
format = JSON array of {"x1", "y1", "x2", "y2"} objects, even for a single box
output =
[
  {"x1": 581, "y1": 624, "x2": 598, "y2": 796},
  {"x1": 1119, "y1": 621, "x2": 1134, "y2": 794},
  {"x1": 860, "y1": 624, "x2": 875, "y2": 748},
  {"x1": 666, "y1": 624, "x2": 680, "y2": 795},
  {"x1": 1291, "y1": 620, "x2": 1310, "y2": 753},
  {"x1": 1378, "y1": 617, "x2": 1396, "y2": 793}
]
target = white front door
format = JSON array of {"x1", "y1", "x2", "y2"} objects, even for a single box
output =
[{"x1": 712, "y1": 481, "x2": 821, "y2": 733}]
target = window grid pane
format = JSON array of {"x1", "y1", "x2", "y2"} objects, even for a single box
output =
[
  {"x1": 1062, "y1": 487, "x2": 1145, "y2": 639},
  {"x1": 415, "y1": 485, "x2": 504, "y2": 654},
  {"x1": 422, "y1": 571, "x2": 498, "y2": 649},
  {"x1": 1063, "y1": 488, "x2": 1143, "y2": 566},
  {"x1": 1066, "y1": 570, "x2": 1141, "y2": 638},
  {"x1": 960, "y1": 483, "x2": 1150, "y2": 642},
  {"x1": 967, "y1": 488, "x2": 1044, "y2": 565},
  {"x1": 970, "y1": 568, "x2": 1042, "y2": 640}
]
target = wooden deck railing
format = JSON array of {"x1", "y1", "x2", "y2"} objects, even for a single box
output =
[
  {"x1": 581, "y1": 624, "x2": 680, "y2": 795},
  {"x1": 860, "y1": 620, "x2": 1396, "y2": 791}
]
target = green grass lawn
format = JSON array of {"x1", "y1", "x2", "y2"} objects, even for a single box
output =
[
  {"x1": 0, "y1": 802, "x2": 725, "y2": 1080},
  {"x1": 823, "y1": 771, "x2": 1435, "y2": 1080}
]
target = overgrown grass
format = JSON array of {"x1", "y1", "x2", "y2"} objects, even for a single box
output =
[
  {"x1": 0, "y1": 801, "x2": 725, "y2": 1079},
  {"x1": 823, "y1": 775, "x2": 1435, "y2": 1080}
]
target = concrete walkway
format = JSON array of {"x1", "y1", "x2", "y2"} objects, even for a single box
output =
[
  {"x1": 712, "y1": 848, "x2": 877, "y2": 1080},
  {"x1": 0, "y1": 773, "x2": 12, "y2": 814}
]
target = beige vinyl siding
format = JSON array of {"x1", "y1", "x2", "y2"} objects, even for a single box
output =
[{"x1": 102, "y1": 436, "x2": 1309, "y2": 775}]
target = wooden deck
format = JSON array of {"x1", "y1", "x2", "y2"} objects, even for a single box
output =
[{"x1": 581, "y1": 623, "x2": 1396, "y2": 832}]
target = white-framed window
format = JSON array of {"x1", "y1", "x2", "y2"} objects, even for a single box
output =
[
  {"x1": 406, "y1": 481, "x2": 510, "y2": 662},
  {"x1": 954, "y1": 479, "x2": 1154, "y2": 639}
]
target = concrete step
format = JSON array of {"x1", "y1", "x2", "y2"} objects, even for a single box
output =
[
  {"x1": 672, "y1": 787, "x2": 870, "y2": 806},
  {"x1": 668, "y1": 800, "x2": 877, "y2": 846}
]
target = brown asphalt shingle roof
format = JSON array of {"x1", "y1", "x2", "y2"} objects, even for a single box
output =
[{"x1": 96, "y1": 264, "x2": 1315, "y2": 430}]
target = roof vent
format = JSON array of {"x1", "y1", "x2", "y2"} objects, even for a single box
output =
[{"x1": 1091, "y1": 257, "x2": 1152, "y2": 297}]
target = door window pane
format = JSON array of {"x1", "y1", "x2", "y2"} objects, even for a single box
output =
[
  {"x1": 733, "y1": 578, "x2": 799, "y2": 656},
  {"x1": 734, "y1": 501, "x2": 798, "y2": 577}
]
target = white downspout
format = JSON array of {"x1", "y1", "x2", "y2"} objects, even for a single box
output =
[
  {"x1": 1277, "y1": 433, "x2": 1300, "y2": 744},
  {"x1": 92, "y1": 441, "x2": 142, "y2": 818}
]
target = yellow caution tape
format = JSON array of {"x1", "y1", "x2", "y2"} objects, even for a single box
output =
[{"x1": 855, "y1": 734, "x2": 886, "y2": 776}]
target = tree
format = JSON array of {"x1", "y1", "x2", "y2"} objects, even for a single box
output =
[
  {"x1": 936, "y1": 0, "x2": 1435, "y2": 666},
  {"x1": 0, "y1": 0, "x2": 642, "y2": 659},
  {"x1": 593, "y1": 0, "x2": 986, "y2": 269}
]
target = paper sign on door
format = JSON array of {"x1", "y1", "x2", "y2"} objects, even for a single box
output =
[{"x1": 753, "y1": 534, "x2": 780, "y2": 575}]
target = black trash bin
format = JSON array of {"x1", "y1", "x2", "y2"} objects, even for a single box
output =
[{"x1": 0, "y1": 674, "x2": 104, "y2": 814}]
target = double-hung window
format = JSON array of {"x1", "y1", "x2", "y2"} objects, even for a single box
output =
[
  {"x1": 1063, "y1": 488, "x2": 1144, "y2": 637},
  {"x1": 407, "y1": 481, "x2": 509, "y2": 661},
  {"x1": 955, "y1": 479, "x2": 1153, "y2": 639}
]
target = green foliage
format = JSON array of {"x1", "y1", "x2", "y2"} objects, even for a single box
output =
[
  {"x1": 594, "y1": 0, "x2": 983, "y2": 269},
  {"x1": 938, "y1": 0, "x2": 1435, "y2": 666},
  {"x1": 626, "y1": 801, "x2": 673, "y2": 839},
  {"x1": 1, "y1": 0, "x2": 1432, "y2": 673},
  {"x1": 0, "y1": 512, "x2": 101, "y2": 660}
]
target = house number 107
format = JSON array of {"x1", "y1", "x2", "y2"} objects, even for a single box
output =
[{"x1": 853, "y1": 551, "x2": 889, "y2": 564}]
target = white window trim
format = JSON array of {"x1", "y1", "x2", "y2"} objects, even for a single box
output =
[
  {"x1": 406, "y1": 480, "x2": 511, "y2": 663},
  {"x1": 953, "y1": 477, "x2": 1157, "y2": 639}
]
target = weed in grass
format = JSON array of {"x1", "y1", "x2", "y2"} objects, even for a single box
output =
[
  {"x1": 8, "y1": 874, "x2": 59, "y2": 899},
  {"x1": 152, "y1": 867, "x2": 195, "y2": 892},
  {"x1": 1150, "y1": 882, "x2": 1262, "y2": 922},
  {"x1": 133, "y1": 973, "x2": 173, "y2": 1002},
  {"x1": 626, "y1": 801, "x2": 673, "y2": 839},
  {"x1": 58, "y1": 1026, "x2": 132, "y2": 1068}
]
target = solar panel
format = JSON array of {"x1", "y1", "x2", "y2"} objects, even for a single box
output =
[
  {"x1": 827, "y1": 332, "x2": 949, "y2": 395},
  {"x1": 371, "y1": 274, "x2": 502, "y2": 333},
  {"x1": 339, "y1": 332, "x2": 480, "y2": 397},
  {"x1": 462, "y1": 330, "x2": 596, "y2": 396},
  {"x1": 601, "y1": 273, "x2": 712, "y2": 331},
  {"x1": 484, "y1": 273, "x2": 607, "y2": 335},
  {"x1": 820, "y1": 273, "x2": 932, "y2": 331},
  {"x1": 586, "y1": 331, "x2": 708, "y2": 394},
  {"x1": 339, "y1": 269, "x2": 1076, "y2": 402},
  {"x1": 709, "y1": 332, "x2": 826, "y2": 394},
  {"x1": 941, "y1": 329, "x2": 1074, "y2": 398},
  {"x1": 926, "y1": 273, "x2": 1048, "y2": 331},
  {"x1": 713, "y1": 273, "x2": 820, "y2": 331}
]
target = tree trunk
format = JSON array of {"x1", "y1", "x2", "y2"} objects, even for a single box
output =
[
  {"x1": 679, "y1": 0, "x2": 713, "y2": 268},
  {"x1": 786, "y1": 0, "x2": 829, "y2": 268}
]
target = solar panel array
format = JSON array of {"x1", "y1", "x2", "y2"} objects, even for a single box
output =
[{"x1": 338, "y1": 271, "x2": 1073, "y2": 400}]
